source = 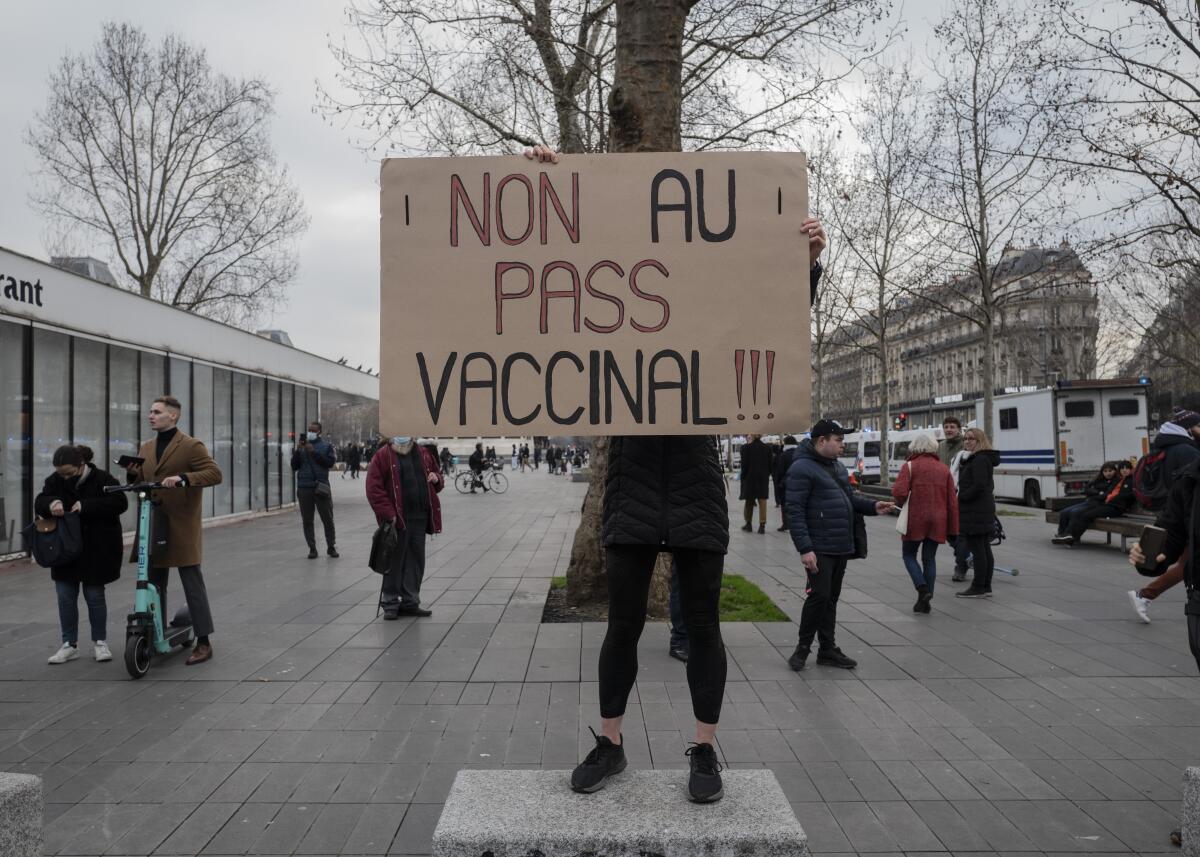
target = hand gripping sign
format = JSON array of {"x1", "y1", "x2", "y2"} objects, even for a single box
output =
[{"x1": 379, "y1": 152, "x2": 811, "y2": 436}]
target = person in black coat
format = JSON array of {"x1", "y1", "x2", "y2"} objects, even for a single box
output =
[
  {"x1": 1053, "y1": 462, "x2": 1118, "y2": 540},
  {"x1": 772, "y1": 436, "x2": 799, "y2": 531},
  {"x1": 1053, "y1": 460, "x2": 1135, "y2": 545},
  {"x1": 738, "y1": 435, "x2": 772, "y2": 534},
  {"x1": 34, "y1": 445, "x2": 128, "y2": 664},
  {"x1": 954, "y1": 429, "x2": 1001, "y2": 598}
]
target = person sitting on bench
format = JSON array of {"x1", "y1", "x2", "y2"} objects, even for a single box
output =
[
  {"x1": 1052, "y1": 460, "x2": 1135, "y2": 546},
  {"x1": 1052, "y1": 462, "x2": 1118, "y2": 543}
]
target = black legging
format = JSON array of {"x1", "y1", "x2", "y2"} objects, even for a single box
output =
[
  {"x1": 599, "y1": 545, "x2": 727, "y2": 724},
  {"x1": 965, "y1": 533, "x2": 994, "y2": 591}
]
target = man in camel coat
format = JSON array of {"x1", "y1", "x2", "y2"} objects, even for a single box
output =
[{"x1": 124, "y1": 395, "x2": 223, "y2": 665}]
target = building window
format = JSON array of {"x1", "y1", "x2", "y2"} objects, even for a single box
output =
[
  {"x1": 193, "y1": 363, "x2": 215, "y2": 517},
  {"x1": 32, "y1": 328, "x2": 70, "y2": 481},
  {"x1": 0, "y1": 321, "x2": 29, "y2": 554},
  {"x1": 251, "y1": 376, "x2": 265, "y2": 510},
  {"x1": 213, "y1": 369, "x2": 233, "y2": 516},
  {"x1": 108, "y1": 345, "x2": 139, "y2": 533},
  {"x1": 73, "y1": 337, "x2": 107, "y2": 470},
  {"x1": 1000, "y1": 407, "x2": 1019, "y2": 430},
  {"x1": 232, "y1": 373, "x2": 250, "y2": 514}
]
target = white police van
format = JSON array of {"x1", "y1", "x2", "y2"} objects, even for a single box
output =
[{"x1": 975, "y1": 380, "x2": 1150, "y2": 507}]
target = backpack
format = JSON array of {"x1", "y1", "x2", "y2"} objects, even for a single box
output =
[{"x1": 1132, "y1": 450, "x2": 1171, "y2": 510}]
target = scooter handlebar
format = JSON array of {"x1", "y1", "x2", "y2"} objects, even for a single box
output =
[{"x1": 104, "y1": 481, "x2": 169, "y2": 494}]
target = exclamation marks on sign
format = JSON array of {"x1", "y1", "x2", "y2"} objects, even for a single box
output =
[{"x1": 734, "y1": 349, "x2": 776, "y2": 421}]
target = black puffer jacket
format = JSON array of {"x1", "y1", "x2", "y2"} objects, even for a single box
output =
[
  {"x1": 785, "y1": 439, "x2": 878, "y2": 556},
  {"x1": 957, "y1": 449, "x2": 1000, "y2": 535},
  {"x1": 602, "y1": 435, "x2": 729, "y2": 554},
  {"x1": 1152, "y1": 431, "x2": 1200, "y2": 486},
  {"x1": 33, "y1": 466, "x2": 128, "y2": 585}
]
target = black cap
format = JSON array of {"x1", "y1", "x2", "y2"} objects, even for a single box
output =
[
  {"x1": 783, "y1": 435, "x2": 797, "y2": 445},
  {"x1": 809, "y1": 419, "x2": 845, "y2": 440}
]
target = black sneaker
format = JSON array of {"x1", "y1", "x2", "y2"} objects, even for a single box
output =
[
  {"x1": 684, "y1": 742, "x2": 724, "y2": 803},
  {"x1": 307, "y1": 548, "x2": 318, "y2": 559},
  {"x1": 570, "y1": 728, "x2": 627, "y2": 793},
  {"x1": 951, "y1": 571, "x2": 966, "y2": 582},
  {"x1": 787, "y1": 644, "x2": 809, "y2": 671},
  {"x1": 757, "y1": 523, "x2": 766, "y2": 534},
  {"x1": 1051, "y1": 534, "x2": 1073, "y2": 545},
  {"x1": 327, "y1": 547, "x2": 340, "y2": 558},
  {"x1": 382, "y1": 605, "x2": 400, "y2": 620},
  {"x1": 399, "y1": 606, "x2": 433, "y2": 617},
  {"x1": 740, "y1": 522, "x2": 753, "y2": 532},
  {"x1": 776, "y1": 524, "x2": 789, "y2": 531},
  {"x1": 955, "y1": 587, "x2": 989, "y2": 598},
  {"x1": 918, "y1": 590, "x2": 933, "y2": 613},
  {"x1": 669, "y1": 646, "x2": 689, "y2": 663},
  {"x1": 816, "y1": 647, "x2": 857, "y2": 669}
]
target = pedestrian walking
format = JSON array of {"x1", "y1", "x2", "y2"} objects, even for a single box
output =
[
  {"x1": 122, "y1": 395, "x2": 223, "y2": 665},
  {"x1": 891, "y1": 433, "x2": 958, "y2": 614},
  {"x1": 1128, "y1": 409, "x2": 1200, "y2": 621},
  {"x1": 954, "y1": 428, "x2": 1000, "y2": 599},
  {"x1": 785, "y1": 419, "x2": 892, "y2": 672},
  {"x1": 772, "y1": 435, "x2": 799, "y2": 531},
  {"x1": 292, "y1": 421, "x2": 339, "y2": 559},
  {"x1": 440, "y1": 446, "x2": 454, "y2": 476},
  {"x1": 739, "y1": 434, "x2": 771, "y2": 534},
  {"x1": 38, "y1": 445, "x2": 128, "y2": 664},
  {"x1": 938, "y1": 417, "x2": 971, "y2": 580},
  {"x1": 366, "y1": 435, "x2": 443, "y2": 619},
  {"x1": 347, "y1": 443, "x2": 362, "y2": 479},
  {"x1": 534, "y1": 445, "x2": 542, "y2": 470}
]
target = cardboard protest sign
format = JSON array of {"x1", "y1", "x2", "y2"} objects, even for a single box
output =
[{"x1": 379, "y1": 151, "x2": 810, "y2": 436}]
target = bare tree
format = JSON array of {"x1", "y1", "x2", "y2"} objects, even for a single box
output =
[
  {"x1": 26, "y1": 22, "x2": 307, "y2": 327},
  {"x1": 912, "y1": 0, "x2": 1084, "y2": 437},
  {"x1": 827, "y1": 61, "x2": 939, "y2": 485},
  {"x1": 320, "y1": 0, "x2": 887, "y2": 156}
]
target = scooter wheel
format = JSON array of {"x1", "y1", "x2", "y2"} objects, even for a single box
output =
[{"x1": 124, "y1": 635, "x2": 151, "y2": 679}]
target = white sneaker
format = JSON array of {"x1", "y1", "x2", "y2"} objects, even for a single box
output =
[
  {"x1": 93, "y1": 641, "x2": 112, "y2": 662},
  {"x1": 1128, "y1": 589, "x2": 1151, "y2": 624},
  {"x1": 48, "y1": 643, "x2": 79, "y2": 664}
]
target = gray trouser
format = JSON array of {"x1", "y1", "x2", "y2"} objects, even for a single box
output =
[
  {"x1": 382, "y1": 515, "x2": 428, "y2": 609},
  {"x1": 298, "y1": 487, "x2": 336, "y2": 550},
  {"x1": 150, "y1": 565, "x2": 215, "y2": 637}
]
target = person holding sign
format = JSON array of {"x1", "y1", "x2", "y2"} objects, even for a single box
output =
[{"x1": 528, "y1": 144, "x2": 832, "y2": 804}]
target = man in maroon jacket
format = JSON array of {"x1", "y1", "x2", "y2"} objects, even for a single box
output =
[{"x1": 365, "y1": 436, "x2": 444, "y2": 618}]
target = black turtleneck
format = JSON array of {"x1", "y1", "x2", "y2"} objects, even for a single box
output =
[{"x1": 156, "y1": 427, "x2": 178, "y2": 461}]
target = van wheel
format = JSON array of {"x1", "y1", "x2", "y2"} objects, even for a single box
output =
[{"x1": 1023, "y1": 480, "x2": 1042, "y2": 508}]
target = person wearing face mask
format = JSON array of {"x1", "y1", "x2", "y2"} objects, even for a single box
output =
[
  {"x1": 292, "y1": 420, "x2": 339, "y2": 559},
  {"x1": 365, "y1": 435, "x2": 444, "y2": 619},
  {"x1": 37, "y1": 445, "x2": 129, "y2": 664}
]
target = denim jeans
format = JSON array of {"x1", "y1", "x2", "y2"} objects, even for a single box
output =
[
  {"x1": 668, "y1": 559, "x2": 688, "y2": 651},
  {"x1": 902, "y1": 539, "x2": 938, "y2": 591},
  {"x1": 1056, "y1": 502, "x2": 1087, "y2": 535},
  {"x1": 55, "y1": 580, "x2": 107, "y2": 644}
]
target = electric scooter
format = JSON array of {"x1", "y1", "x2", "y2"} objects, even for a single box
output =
[{"x1": 103, "y1": 481, "x2": 194, "y2": 678}]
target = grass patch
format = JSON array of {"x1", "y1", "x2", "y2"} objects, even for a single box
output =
[
  {"x1": 550, "y1": 576, "x2": 567, "y2": 590},
  {"x1": 996, "y1": 509, "x2": 1035, "y2": 518},
  {"x1": 720, "y1": 574, "x2": 789, "y2": 622}
]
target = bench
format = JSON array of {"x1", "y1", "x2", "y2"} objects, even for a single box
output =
[
  {"x1": 1184, "y1": 767, "x2": 1199, "y2": 856},
  {"x1": 433, "y1": 769, "x2": 809, "y2": 857},
  {"x1": 0, "y1": 773, "x2": 42, "y2": 857},
  {"x1": 1044, "y1": 509, "x2": 1151, "y2": 551}
]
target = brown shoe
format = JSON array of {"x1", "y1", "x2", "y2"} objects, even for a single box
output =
[{"x1": 185, "y1": 642, "x2": 213, "y2": 665}]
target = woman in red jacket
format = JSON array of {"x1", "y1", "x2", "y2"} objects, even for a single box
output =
[{"x1": 892, "y1": 433, "x2": 959, "y2": 614}]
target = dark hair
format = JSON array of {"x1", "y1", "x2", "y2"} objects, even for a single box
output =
[
  {"x1": 153, "y1": 395, "x2": 183, "y2": 412},
  {"x1": 76, "y1": 445, "x2": 94, "y2": 464},
  {"x1": 309, "y1": 420, "x2": 322, "y2": 431},
  {"x1": 1118, "y1": 459, "x2": 1134, "y2": 470},
  {"x1": 942, "y1": 416, "x2": 962, "y2": 428},
  {"x1": 1100, "y1": 461, "x2": 1118, "y2": 473},
  {"x1": 52, "y1": 445, "x2": 85, "y2": 468}
]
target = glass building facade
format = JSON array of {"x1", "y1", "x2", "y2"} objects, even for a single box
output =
[{"x1": 0, "y1": 318, "x2": 319, "y2": 556}]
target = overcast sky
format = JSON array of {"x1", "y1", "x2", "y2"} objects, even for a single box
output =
[{"x1": 0, "y1": 1, "x2": 942, "y2": 370}]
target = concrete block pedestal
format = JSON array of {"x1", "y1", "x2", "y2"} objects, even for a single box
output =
[
  {"x1": 433, "y1": 769, "x2": 808, "y2": 857},
  {"x1": 0, "y1": 772, "x2": 43, "y2": 857}
]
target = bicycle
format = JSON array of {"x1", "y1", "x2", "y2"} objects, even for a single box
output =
[{"x1": 455, "y1": 469, "x2": 508, "y2": 494}]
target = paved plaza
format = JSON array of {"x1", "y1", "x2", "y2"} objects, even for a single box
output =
[{"x1": 0, "y1": 469, "x2": 1197, "y2": 856}]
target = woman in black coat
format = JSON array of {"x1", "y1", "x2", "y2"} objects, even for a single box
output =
[
  {"x1": 954, "y1": 429, "x2": 1001, "y2": 599},
  {"x1": 34, "y1": 445, "x2": 128, "y2": 664},
  {"x1": 738, "y1": 435, "x2": 772, "y2": 533}
]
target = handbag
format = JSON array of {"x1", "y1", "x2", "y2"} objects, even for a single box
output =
[
  {"x1": 22, "y1": 513, "x2": 84, "y2": 568},
  {"x1": 369, "y1": 520, "x2": 400, "y2": 574},
  {"x1": 895, "y1": 462, "x2": 911, "y2": 535},
  {"x1": 315, "y1": 481, "x2": 332, "y2": 499}
]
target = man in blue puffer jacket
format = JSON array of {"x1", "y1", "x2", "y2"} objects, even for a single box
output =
[
  {"x1": 292, "y1": 420, "x2": 338, "y2": 559},
  {"x1": 786, "y1": 419, "x2": 893, "y2": 671}
]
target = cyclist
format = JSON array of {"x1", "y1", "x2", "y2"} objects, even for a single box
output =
[{"x1": 468, "y1": 442, "x2": 489, "y2": 493}]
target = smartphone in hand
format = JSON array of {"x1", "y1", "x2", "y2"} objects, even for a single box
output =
[{"x1": 1137, "y1": 525, "x2": 1168, "y2": 574}]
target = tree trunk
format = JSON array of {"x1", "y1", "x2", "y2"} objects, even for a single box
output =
[
  {"x1": 564, "y1": 0, "x2": 689, "y2": 617},
  {"x1": 877, "y1": 280, "x2": 891, "y2": 488}
]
